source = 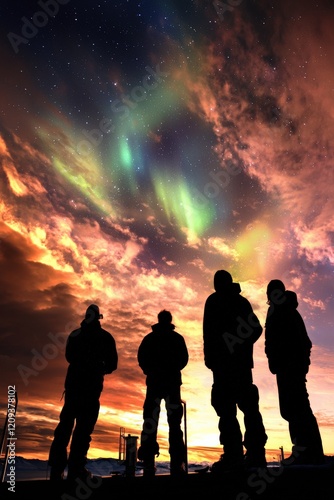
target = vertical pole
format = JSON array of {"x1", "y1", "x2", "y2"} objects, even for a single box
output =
[
  {"x1": 124, "y1": 435, "x2": 138, "y2": 478},
  {"x1": 119, "y1": 427, "x2": 125, "y2": 461},
  {"x1": 181, "y1": 400, "x2": 188, "y2": 474}
]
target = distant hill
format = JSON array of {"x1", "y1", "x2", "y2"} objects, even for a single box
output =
[{"x1": 0, "y1": 455, "x2": 211, "y2": 481}]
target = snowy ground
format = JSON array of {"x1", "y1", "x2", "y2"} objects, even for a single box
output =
[
  {"x1": 0, "y1": 456, "x2": 212, "y2": 481},
  {"x1": 3, "y1": 456, "x2": 332, "y2": 482}
]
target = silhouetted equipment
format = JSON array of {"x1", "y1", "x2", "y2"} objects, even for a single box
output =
[
  {"x1": 119, "y1": 427, "x2": 125, "y2": 461},
  {"x1": 118, "y1": 428, "x2": 139, "y2": 477},
  {"x1": 280, "y1": 446, "x2": 284, "y2": 462},
  {"x1": 124, "y1": 434, "x2": 138, "y2": 477},
  {"x1": 181, "y1": 399, "x2": 188, "y2": 474},
  {"x1": 1, "y1": 390, "x2": 18, "y2": 483}
]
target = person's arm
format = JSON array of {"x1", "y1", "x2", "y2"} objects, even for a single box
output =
[
  {"x1": 104, "y1": 334, "x2": 118, "y2": 374},
  {"x1": 264, "y1": 312, "x2": 286, "y2": 374},
  {"x1": 65, "y1": 329, "x2": 80, "y2": 363},
  {"x1": 264, "y1": 330, "x2": 279, "y2": 375},
  {"x1": 241, "y1": 298, "x2": 263, "y2": 344},
  {"x1": 178, "y1": 336, "x2": 189, "y2": 370},
  {"x1": 137, "y1": 336, "x2": 150, "y2": 375},
  {"x1": 294, "y1": 312, "x2": 312, "y2": 373},
  {"x1": 203, "y1": 295, "x2": 219, "y2": 370}
]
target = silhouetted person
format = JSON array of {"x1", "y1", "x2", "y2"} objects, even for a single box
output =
[
  {"x1": 203, "y1": 270, "x2": 267, "y2": 472},
  {"x1": 265, "y1": 280, "x2": 324, "y2": 465},
  {"x1": 48, "y1": 304, "x2": 118, "y2": 481},
  {"x1": 137, "y1": 310, "x2": 189, "y2": 478}
]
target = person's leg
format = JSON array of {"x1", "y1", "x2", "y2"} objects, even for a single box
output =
[
  {"x1": 165, "y1": 387, "x2": 186, "y2": 475},
  {"x1": 211, "y1": 372, "x2": 243, "y2": 468},
  {"x1": 48, "y1": 393, "x2": 76, "y2": 479},
  {"x1": 238, "y1": 382, "x2": 267, "y2": 466},
  {"x1": 67, "y1": 392, "x2": 100, "y2": 479},
  {"x1": 277, "y1": 372, "x2": 324, "y2": 463},
  {"x1": 138, "y1": 386, "x2": 161, "y2": 476}
]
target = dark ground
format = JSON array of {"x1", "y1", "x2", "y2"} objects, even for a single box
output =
[{"x1": 1, "y1": 464, "x2": 333, "y2": 500}]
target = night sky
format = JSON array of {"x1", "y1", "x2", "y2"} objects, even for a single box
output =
[{"x1": 0, "y1": 0, "x2": 333, "y2": 463}]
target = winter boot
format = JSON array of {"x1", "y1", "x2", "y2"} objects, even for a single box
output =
[
  {"x1": 211, "y1": 453, "x2": 244, "y2": 474},
  {"x1": 244, "y1": 448, "x2": 267, "y2": 469}
]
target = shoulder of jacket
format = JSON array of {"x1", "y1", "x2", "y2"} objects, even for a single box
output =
[
  {"x1": 171, "y1": 332, "x2": 187, "y2": 346},
  {"x1": 236, "y1": 293, "x2": 249, "y2": 302},
  {"x1": 140, "y1": 332, "x2": 153, "y2": 343},
  {"x1": 237, "y1": 294, "x2": 253, "y2": 308},
  {"x1": 206, "y1": 292, "x2": 217, "y2": 301},
  {"x1": 102, "y1": 329, "x2": 117, "y2": 344},
  {"x1": 69, "y1": 328, "x2": 81, "y2": 337},
  {"x1": 100, "y1": 327, "x2": 113, "y2": 336}
]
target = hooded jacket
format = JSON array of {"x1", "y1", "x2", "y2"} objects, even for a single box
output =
[
  {"x1": 265, "y1": 290, "x2": 312, "y2": 375},
  {"x1": 65, "y1": 319, "x2": 118, "y2": 394},
  {"x1": 138, "y1": 322, "x2": 188, "y2": 388},
  {"x1": 203, "y1": 282, "x2": 263, "y2": 373}
]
